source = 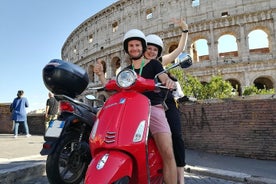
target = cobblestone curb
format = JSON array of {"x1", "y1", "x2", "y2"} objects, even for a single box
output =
[{"x1": 0, "y1": 162, "x2": 45, "y2": 184}]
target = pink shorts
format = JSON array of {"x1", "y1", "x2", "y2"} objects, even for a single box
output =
[{"x1": 150, "y1": 104, "x2": 171, "y2": 135}]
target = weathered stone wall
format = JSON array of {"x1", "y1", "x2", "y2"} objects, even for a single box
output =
[
  {"x1": 179, "y1": 95, "x2": 276, "y2": 160},
  {"x1": 0, "y1": 104, "x2": 45, "y2": 135}
]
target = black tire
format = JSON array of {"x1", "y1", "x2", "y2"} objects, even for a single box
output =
[
  {"x1": 46, "y1": 132, "x2": 90, "y2": 184},
  {"x1": 113, "y1": 176, "x2": 130, "y2": 184}
]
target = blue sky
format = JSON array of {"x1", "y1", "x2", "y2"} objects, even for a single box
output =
[{"x1": 0, "y1": 0, "x2": 116, "y2": 112}]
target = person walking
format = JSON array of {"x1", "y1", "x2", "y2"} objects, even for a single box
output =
[
  {"x1": 11, "y1": 90, "x2": 31, "y2": 138},
  {"x1": 45, "y1": 92, "x2": 59, "y2": 131}
]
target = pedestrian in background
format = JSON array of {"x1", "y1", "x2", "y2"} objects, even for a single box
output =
[
  {"x1": 11, "y1": 90, "x2": 31, "y2": 138},
  {"x1": 45, "y1": 92, "x2": 59, "y2": 131}
]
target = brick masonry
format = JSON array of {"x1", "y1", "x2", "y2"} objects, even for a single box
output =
[
  {"x1": 178, "y1": 96, "x2": 276, "y2": 160},
  {"x1": 1, "y1": 96, "x2": 275, "y2": 160}
]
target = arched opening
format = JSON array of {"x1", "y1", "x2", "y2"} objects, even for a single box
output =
[
  {"x1": 253, "y1": 77, "x2": 273, "y2": 90},
  {"x1": 248, "y1": 29, "x2": 269, "y2": 54},
  {"x1": 111, "y1": 57, "x2": 121, "y2": 76},
  {"x1": 226, "y1": 79, "x2": 241, "y2": 96},
  {"x1": 96, "y1": 59, "x2": 107, "y2": 79},
  {"x1": 168, "y1": 44, "x2": 178, "y2": 64},
  {"x1": 200, "y1": 81, "x2": 208, "y2": 86},
  {"x1": 191, "y1": 39, "x2": 209, "y2": 62},
  {"x1": 88, "y1": 64, "x2": 94, "y2": 82},
  {"x1": 218, "y1": 34, "x2": 238, "y2": 59}
]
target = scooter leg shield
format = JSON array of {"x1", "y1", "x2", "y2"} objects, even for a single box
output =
[{"x1": 85, "y1": 150, "x2": 133, "y2": 184}]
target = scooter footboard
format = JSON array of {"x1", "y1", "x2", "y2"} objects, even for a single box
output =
[{"x1": 85, "y1": 150, "x2": 133, "y2": 184}]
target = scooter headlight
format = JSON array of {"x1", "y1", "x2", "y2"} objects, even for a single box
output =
[{"x1": 116, "y1": 69, "x2": 137, "y2": 88}]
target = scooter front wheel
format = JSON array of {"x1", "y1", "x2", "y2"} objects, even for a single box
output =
[{"x1": 113, "y1": 176, "x2": 130, "y2": 184}]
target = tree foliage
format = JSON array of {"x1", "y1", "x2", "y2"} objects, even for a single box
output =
[
  {"x1": 242, "y1": 85, "x2": 275, "y2": 96},
  {"x1": 169, "y1": 65, "x2": 275, "y2": 99},
  {"x1": 170, "y1": 69, "x2": 233, "y2": 100}
]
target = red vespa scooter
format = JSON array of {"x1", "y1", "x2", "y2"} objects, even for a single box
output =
[{"x1": 85, "y1": 53, "x2": 192, "y2": 184}]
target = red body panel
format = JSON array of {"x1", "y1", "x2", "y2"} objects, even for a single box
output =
[
  {"x1": 85, "y1": 150, "x2": 133, "y2": 184},
  {"x1": 85, "y1": 77, "x2": 163, "y2": 184}
]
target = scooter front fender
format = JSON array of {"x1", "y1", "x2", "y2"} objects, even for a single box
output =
[{"x1": 85, "y1": 150, "x2": 133, "y2": 184}]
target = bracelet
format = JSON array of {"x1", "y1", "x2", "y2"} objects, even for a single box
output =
[{"x1": 182, "y1": 30, "x2": 189, "y2": 33}]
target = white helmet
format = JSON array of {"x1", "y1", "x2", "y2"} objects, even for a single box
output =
[
  {"x1": 146, "y1": 34, "x2": 164, "y2": 57},
  {"x1": 123, "y1": 29, "x2": 147, "y2": 54}
]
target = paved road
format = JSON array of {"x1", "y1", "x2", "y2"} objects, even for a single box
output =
[
  {"x1": 1, "y1": 134, "x2": 275, "y2": 184},
  {"x1": 23, "y1": 172, "x2": 245, "y2": 184}
]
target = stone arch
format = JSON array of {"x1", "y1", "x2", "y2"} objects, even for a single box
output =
[
  {"x1": 164, "y1": 42, "x2": 178, "y2": 64},
  {"x1": 168, "y1": 43, "x2": 177, "y2": 53},
  {"x1": 214, "y1": 28, "x2": 240, "y2": 43},
  {"x1": 253, "y1": 76, "x2": 274, "y2": 90},
  {"x1": 87, "y1": 64, "x2": 95, "y2": 82},
  {"x1": 200, "y1": 81, "x2": 208, "y2": 85},
  {"x1": 111, "y1": 56, "x2": 121, "y2": 76},
  {"x1": 190, "y1": 35, "x2": 209, "y2": 62},
  {"x1": 218, "y1": 34, "x2": 238, "y2": 58},
  {"x1": 226, "y1": 78, "x2": 242, "y2": 96},
  {"x1": 248, "y1": 29, "x2": 269, "y2": 54},
  {"x1": 96, "y1": 58, "x2": 107, "y2": 79}
]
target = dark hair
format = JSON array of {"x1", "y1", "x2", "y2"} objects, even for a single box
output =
[{"x1": 17, "y1": 90, "x2": 24, "y2": 97}]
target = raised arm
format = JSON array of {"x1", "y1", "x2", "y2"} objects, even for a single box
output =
[{"x1": 161, "y1": 19, "x2": 189, "y2": 66}]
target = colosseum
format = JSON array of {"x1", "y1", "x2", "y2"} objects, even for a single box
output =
[{"x1": 61, "y1": 0, "x2": 276, "y2": 100}]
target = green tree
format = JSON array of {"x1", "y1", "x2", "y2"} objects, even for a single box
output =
[
  {"x1": 242, "y1": 85, "x2": 275, "y2": 96},
  {"x1": 170, "y1": 68, "x2": 204, "y2": 99},
  {"x1": 204, "y1": 75, "x2": 233, "y2": 99},
  {"x1": 170, "y1": 69, "x2": 234, "y2": 100}
]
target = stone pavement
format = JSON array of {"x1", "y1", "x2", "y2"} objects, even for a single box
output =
[
  {"x1": 185, "y1": 149, "x2": 276, "y2": 184},
  {"x1": 0, "y1": 134, "x2": 276, "y2": 184},
  {"x1": 0, "y1": 134, "x2": 46, "y2": 184}
]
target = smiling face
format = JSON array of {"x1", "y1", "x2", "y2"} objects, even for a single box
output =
[
  {"x1": 127, "y1": 40, "x2": 144, "y2": 60},
  {"x1": 144, "y1": 44, "x2": 159, "y2": 60}
]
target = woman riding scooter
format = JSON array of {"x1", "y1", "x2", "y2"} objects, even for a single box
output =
[{"x1": 145, "y1": 30, "x2": 187, "y2": 184}]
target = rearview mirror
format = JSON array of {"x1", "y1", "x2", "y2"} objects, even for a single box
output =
[
  {"x1": 176, "y1": 52, "x2": 192, "y2": 68},
  {"x1": 85, "y1": 95, "x2": 96, "y2": 100}
]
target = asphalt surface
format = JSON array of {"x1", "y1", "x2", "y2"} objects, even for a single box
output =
[{"x1": 0, "y1": 134, "x2": 276, "y2": 184}]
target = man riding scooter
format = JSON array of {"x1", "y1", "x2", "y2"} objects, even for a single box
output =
[{"x1": 86, "y1": 29, "x2": 177, "y2": 184}]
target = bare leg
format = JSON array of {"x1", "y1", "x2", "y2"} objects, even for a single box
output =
[
  {"x1": 177, "y1": 167, "x2": 185, "y2": 184},
  {"x1": 153, "y1": 133, "x2": 177, "y2": 184}
]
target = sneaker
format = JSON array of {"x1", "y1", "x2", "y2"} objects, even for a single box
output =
[
  {"x1": 14, "y1": 135, "x2": 18, "y2": 138},
  {"x1": 26, "y1": 134, "x2": 31, "y2": 137}
]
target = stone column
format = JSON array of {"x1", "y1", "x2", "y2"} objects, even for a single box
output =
[
  {"x1": 270, "y1": 12, "x2": 276, "y2": 58},
  {"x1": 209, "y1": 23, "x2": 218, "y2": 62},
  {"x1": 238, "y1": 24, "x2": 250, "y2": 62}
]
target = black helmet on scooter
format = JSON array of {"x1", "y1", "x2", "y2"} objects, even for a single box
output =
[
  {"x1": 123, "y1": 29, "x2": 147, "y2": 54},
  {"x1": 146, "y1": 34, "x2": 164, "y2": 58}
]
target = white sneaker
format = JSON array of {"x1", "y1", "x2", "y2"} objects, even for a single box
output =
[
  {"x1": 14, "y1": 135, "x2": 18, "y2": 138},
  {"x1": 26, "y1": 134, "x2": 31, "y2": 137}
]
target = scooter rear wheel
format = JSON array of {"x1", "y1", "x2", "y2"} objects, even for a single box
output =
[{"x1": 46, "y1": 132, "x2": 90, "y2": 184}]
